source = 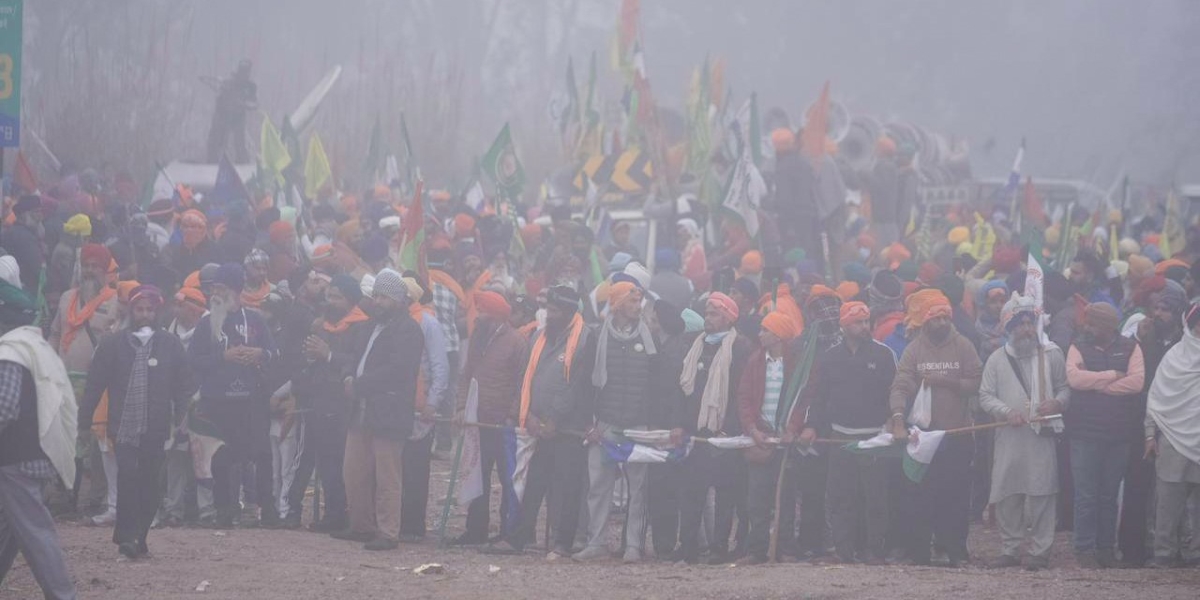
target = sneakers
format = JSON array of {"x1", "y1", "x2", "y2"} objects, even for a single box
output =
[
  {"x1": 364, "y1": 537, "x2": 399, "y2": 551},
  {"x1": 118, "y1": 542, "x2": 140, "y2": 560},
  {"x1": 990, "y1": 555, "x2": 1021, "y2": 569},
  {"x1": 89, "y1": 508, "x2": 116, "y2": 526},
  {"x1": 622, "y1": 548, "x2": 642, "y2": 564},
  {"x1": 571, "y1": 546, "x2": 610, "y2": 562}
]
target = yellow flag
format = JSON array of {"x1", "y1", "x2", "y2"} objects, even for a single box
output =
[
  {"x1": 304, "y1": 134, "x2": 332, "y2": 200},
  {"x1": 260, "y1": 117, "x2": 291, "y2": 185}
]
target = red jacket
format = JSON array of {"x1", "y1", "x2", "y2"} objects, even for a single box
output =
[{"x1": 737, "y1": 346, "x2": 807, "y2": 437}]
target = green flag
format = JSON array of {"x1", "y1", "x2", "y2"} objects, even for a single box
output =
[{"x1": 482, "y1": 123, "x2": 525, "y2": 200}]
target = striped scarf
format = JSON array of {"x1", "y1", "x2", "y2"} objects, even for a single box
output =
[{"x1": 116, "y1": 333, "x2": 154, "y2": 447}]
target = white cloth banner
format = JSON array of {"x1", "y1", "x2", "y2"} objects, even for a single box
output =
[{"x1": 455, "y1": 379, "x2": 484, "y2": 507}]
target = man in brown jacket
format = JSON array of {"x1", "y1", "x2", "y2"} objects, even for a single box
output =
[
  {"x1": 888, "y1": 289, "x2": 983, "y2": 567},
  {"x1": 450, "y1": 291, "x2": 528, "y2": 545}
]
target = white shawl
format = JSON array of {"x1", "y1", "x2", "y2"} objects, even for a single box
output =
[
  {"x1": 1147, "y1": 327, "x2": 1200, "y2": 465},
  {"x1": 680, "y1": 330, "x2": 737, "y2": 432},
  {"x1": 0, "y1": 326, "x2": 77, "y2": 485}
]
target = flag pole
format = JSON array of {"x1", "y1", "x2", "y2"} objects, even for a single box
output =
[
  {"x1": 768, "y1": 443, "x2": 792, "y2": 562},
  {"x1": 436, "y1": 422, "x2": 466, "y2": 546}
]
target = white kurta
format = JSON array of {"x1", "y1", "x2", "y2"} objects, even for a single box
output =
[{"x1": 978, "y1": 344, "x2": 1070, "y2": 503}]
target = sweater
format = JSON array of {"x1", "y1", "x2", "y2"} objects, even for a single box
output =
[
  {"x1": 888, "y1": 330, "x2": 983, "y2": 430},
  {"x1": 737, "y1": 347, "x2": 807, "y2": 436},
  {"x1": 804, "y1": 338, "x2": 897, "y2": 434}
]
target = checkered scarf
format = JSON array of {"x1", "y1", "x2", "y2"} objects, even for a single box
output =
[
  {"x1": 116, "y1": 334, "x2": 154, "y2": 447},
  {"x1": 806, "y1": 295, "x2": 844, "y2": 346}
]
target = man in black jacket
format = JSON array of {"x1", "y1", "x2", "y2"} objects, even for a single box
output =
[
  {"x1": 335, "y1": 269, "x2": 424, "y2": 551},
  {"x1": 80, "y1": 285, "x2": 195, "y2": 559},
  {"x1": 2, "y1": 195, "x2": 45, "y2": 293}
]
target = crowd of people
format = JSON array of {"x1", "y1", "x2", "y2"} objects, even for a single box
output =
[{"x1": 2, "y1": 129, "x2": 1200, "y2": 599}]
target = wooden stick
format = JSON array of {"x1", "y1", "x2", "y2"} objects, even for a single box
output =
[{"x1": 768, "y1": 444, "x2": 792, "y2": 562}]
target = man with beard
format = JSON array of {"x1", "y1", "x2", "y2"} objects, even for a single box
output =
[
  {"x1": 3, "y1": 195, "x2": 46, "y2": 293},
  {"x1": 0, "y1": 281, "x2": 78, "y2": 599},
  {"x1": 294, "y1": 275, "x2": 369, "y2": 533},
  {"x1": 1065, "y1": 302, "x2": 1144, "y2": 568},
  {"x1": 575, "y1": 282, "x2": 659, "y2": 563},
  {"x1": 449, "y1": 291, "x2": 528, "y2": 546},
  {"x1": 485, "y1": 286, "x2": 593, "y2": 559},
  {"x1": 801, "y1": 301, "x2": 897, "y2": 565},
  {"x1": 672, "y1": 293, "x2": 754, "y2": 565},
  {"x1": 889, "y1": 288, "x2": 983, "y2": 567},
  {"x1": 1143, "y1": 302, "x2": 1200, "y2": 567},
  {"x1": 187, "y1": 263, "x2": 279, "y2": 529},
  {"x1": 240, "y1": 249, "x2": 273, "y2": 309},
  {"x1": 49, "y1": 243, "x2": 120, "y2": 522},
  {"x1": 979, "y1": 294, "x2": 1069, "y2": 571},
  {"x1": 336, "y1": 269, "x2": 424, "y2": 551},
  {"x1": 266, "y1": 220, "x2": 300, "y2": 284},
  {"x1": 792, "y1": 285, "x2": 844, "y2": 561},
  {"x1": 1119, "y1": 279, "x2": 1187, "y2": 566},
  {"x1": 80, "y1": 285, "x2": 195, "y2": 559}
]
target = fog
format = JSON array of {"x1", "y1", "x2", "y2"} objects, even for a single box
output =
[{"x1": 19, "y1": 0, "x2": 1200, "y2": 190}]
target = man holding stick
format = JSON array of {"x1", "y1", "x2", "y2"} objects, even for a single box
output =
[
  {"x1": 979, "y1": 293, "x2": 1069, "y2": 571},
  {"x1": 802, "y1": 301, "x2": 897, "y2": 565},
  {"x1": 736, "y1": 311, "x2": 806, "y2": 564},
  {"x1": 889, "y1": 289, "x2": 983, "y2": 567}
]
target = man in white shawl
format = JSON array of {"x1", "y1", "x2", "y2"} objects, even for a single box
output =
[
  {"x1": 978, "y1": 292, "x2": 1070, "y2": 571},
  {"x1": 0, "y1": 281, "x2": 78, "y2": 598},
  {"x1": 1144, "y1": 302, "x2": 1200, "y2": 568}
]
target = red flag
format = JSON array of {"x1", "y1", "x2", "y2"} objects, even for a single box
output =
[
  {"x1": 14, "y1": 151, "x2": 38, "y2": 194},
  {"x1": 801, "y1": 81, "x2": 830, "y2": 163},
  {"x1": 1021, "y1": 177, "x2": 1049, "y2": 229}
]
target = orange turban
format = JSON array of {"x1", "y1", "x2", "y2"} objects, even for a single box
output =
[
  {"x1": 839, "y1": 301, "x2": 870, "y2": 326},
  {"x1": 875, "y1": 136, "x2": 897, "y2": 156},
  {"x1": 454, "y1": 213, "x2": 477, "y2": 238},
  {"x1": 761, "y1": 311, "x2": 800, "y2": 341},
  {"x1": 340, "y1": 194, "x2": 359, "y2": 216},
  {"x1": 885, "y1": 242, "x2": 912, "y2": 270},
  {"x1": 608, "y1": 281, "x2": 641, "y2": 311},
  {"x1": 473, "y1": 291, "x2": 511, "y2": 321},
  {"x1": 183, "y1": 270, "x2": 201, "y2": 289},
  {"x1": 835, "y1": 281, "x2": 860, "y2": 302},
  {"x1": 739, "y1": 250, "x2": 764, "y2": 275},
  {"x1": 268, "y1": 220, "x2": 295, "y2": 245},
  {"x1": 706, "y1": 292, "x2": 740, "y2": 323},
  {"x1": 335, "y1": 221, "x2": 360, "y2": 245},
  {"x1": 1155, "y1": 258, "x2": 1190, "y2": 277},
  {"x1": 904, "y1": 288, "x2": 951, "y2": 329},
  {"x1": 116, "y1": 280, "x2": 142, "y2": 305},
  {"x1": 770, "y1": 128, "x2": 795, "y2": 152},
  {"x1": 175, "y1": 287, "x2": 207, "y2": 314},
  {"x1": 809, "y1": 284, "x2": 838, "y2": 300},
  {"x1": 81, "y1": 243, "x2": 112, "y2": 268}
]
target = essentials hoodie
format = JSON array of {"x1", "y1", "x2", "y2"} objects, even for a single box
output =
[{"x1": 888, "y1": 329, "x2": 983, "y2": 430}]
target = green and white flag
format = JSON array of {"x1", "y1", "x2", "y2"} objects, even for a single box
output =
[
  {"x1": 845, "y1": 427, "x2": 946, "y2": 483},
  {"x1": 482, "y1": 123, "x2": 526, "y2": 200},
  {"x1": 720, "y1": 139, "x2": 766, "y2": 238}
]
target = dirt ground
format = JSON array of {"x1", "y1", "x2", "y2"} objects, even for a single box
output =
[{"x1": 4, "y1": 458, "x2": 1199, "y2": 600}]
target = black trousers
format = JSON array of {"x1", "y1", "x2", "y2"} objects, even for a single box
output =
[
  {"x1": 1117, "y1": 444, "x2": 1156, "y2": 564},
  {"x1": 400, "y1": 429, "x2": 434, "y2": 537},
  {"x1": 509, "y1": 435, "x2": 585, "y2": 551},
  {"x1": 827, "y1": 445, "x2": 890, "y2": 561},
  {"x1": 746, "y1": 450, "x2": 798, "y2": 560},
  {"x1": 464, "y1": 428, "x2": 514, "y2": 540},
  {"x1": 290, "y1": 412, "x2": 347, "y2": 524},
  {"x1": 114, "y1": 442, "x2": 165, "y2": 548},
  {"x1": 678, "y1": 445, "x2": 743, "y2": 561},
  {"x1": 205, "y1": 398, "x2": 275, "y2": 521},
  {"x1": 905, "y1": 435, "x2": 973, "y2": 562},
  {"x1": 795, "y1": 451, "x2": 828, "y2": 554},
  {"x1": 648, "y1": 463, "x2": 681, "y2": 556}
]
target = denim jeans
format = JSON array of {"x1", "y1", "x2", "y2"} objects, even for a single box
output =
[{"x1": 1069, "y1": 438, "x2": 1130, "y2": 554}]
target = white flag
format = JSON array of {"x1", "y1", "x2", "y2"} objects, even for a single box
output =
[
  {"x1": 455, "y1": 379, "x2": 484, "y2": 507},
  {"x1": 721, "y1": 147, "x2": 766, "y2": 237}
]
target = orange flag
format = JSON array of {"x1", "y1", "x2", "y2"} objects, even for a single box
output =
[
  {"x1": 14, "y1": 151, "x2": 38, "y2": 194},
  {"x1": 801, "y1": 81, "x2": 830, "y2": 164}
]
